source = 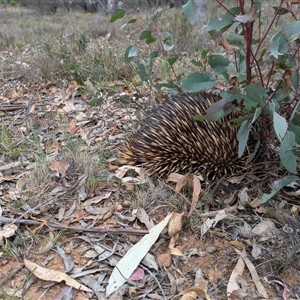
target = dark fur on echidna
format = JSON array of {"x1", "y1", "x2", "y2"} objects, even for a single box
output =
[{"x1": 120, "y1": 91, "x2": 254, "y2": 179}]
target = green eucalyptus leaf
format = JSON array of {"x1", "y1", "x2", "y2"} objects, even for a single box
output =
[
  {"x1": 273, "y1": 111, "x2": 288, "y2": 142},
  {"x1": 182, "y1": 0, "x2": 196, "y2": 25},
  {"x1": 110, "y1": 9, "x2": 125, "y2": 22},
  {"x1": 208, "y1": 55, "x2": 230, "y2": 75},
  {"x1": 237, "y1": 120, "x2": 251, "y2": 158},
  {"x1": 262, "y1": 176, "x2": 299, "y2": 203},
  {"x1": 181, "y1": 72, "x2": 215, "y2": 92},
  {"x1": 292, "y1": 67, "x2": 299, "y2": 91},
  {"x1": 87, "y1": 98, "x2": 102, "y2": 106},
  {"x1": 124, "y1": 46, "x2": 139, "y2": 63},
  {"x1": 128, "y1": 19, "x2": 137, "y2": 24},
  {"x1": 279, "y1": 131, "x2": 298, "y2": 173},
  {"x1": 140, "y1": 30, "x2": 152, "y2": 40},
  {"x1": 208, "y1": 15, "x2": 235, "y2": 33},
  {"x1": 270, "y1": 21, "x2": 300, "y2": 58},
  {"x1": 168, "y1": 55, "x2": 178, "y2": 66},
  {"x1": 244, "y1": 83, "x2": 267, "y2": 109}
]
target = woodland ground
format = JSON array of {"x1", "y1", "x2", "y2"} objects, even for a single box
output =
[{"x1": 0, "y1": 4, "x2": 300, "y2": 300}]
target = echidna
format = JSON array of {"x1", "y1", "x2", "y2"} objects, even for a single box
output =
[{"x1": 120, "y1": 91, "x2": 254, "y2": 179}]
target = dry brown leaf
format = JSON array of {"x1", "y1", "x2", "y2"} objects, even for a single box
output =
[
  {"x1": 24, "y1": 259, "x2": 93, "y2": 293},
  {"x1": 221, "y1": 37, "x2": 240, "y2": 51},
  {"x1": 157, "y1": 252, "x2": 172, "y2": 267},
  {"x1": 49, "y1": 161, "x2": 70, "y2": 175},
  {"x1": 45, "y1": 140, "x2": 59, "y2": 154},
  {"x1": 167, "y1": 173, "x2": 201, "y2": 217},
  {"x1": 66, "y1": 81, "x2": 79, "y2": 94},
  {"x1": 68, "y1": 120, "x2": 77, "y2": 133},
  {"x1": 229, "y1": 240, "x2": 244, "y2": 250},
  {"x1": 248, "y1": 6, "x2": 258, "y2": 21},
  {"x1": 249, "y1": 196, "x2": 262, "y2": 208},
  {"x1": 283, "y1": 68, "x2": 293, "y2": 94},
  {"x1": 168, "y1": 212, "x2": 184, "y2": 236},
  {"x1": 11, "y1": 89, "x2": 21, "y2": 99}
]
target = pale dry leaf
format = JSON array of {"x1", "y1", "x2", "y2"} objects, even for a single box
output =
[
  {"x1": 201, "y1": 218, "x2": 214, "y2": 236},
  {"x1": 180, "y1": 291, "x2": 198, "y2": 300},
  {"x1": 176, "y1": 287, "x2": 211, "y2": 300},
  {"x1": 125, "y1": 182, "x2": 135, "y2": 191},
  {"x1": 106, "y1": 213, "x2": 173, "y2": 296},
  {"x1": 237, "y1": 187, "x2": 249, "y2": 209},
  {"x1": 166, "y1": 172, "x2": 184, "y2": 183},
  {"x1": 227, "y1": 175, "x2": 245, "y2": 184},
  {"x1": 291, "y1": 205, "x2": 300, "y2": 214},
  {"x1": 0, "y1": 224, "x2": 18, "y2": 242},
  {"x1": 254, "y1": 207, "x2": 267, "y2": 214},
  {"x1": 24, "y1": 259, "x2": 93, "y2": 293},
  {"x1": 0, "y1": 175, "x2": 18, "y2": 184},
  {"x1": 212, "y1": 209, "x2": 227, "y2": 227},
  {"x1": 3, "y1": 288, "x2": 23, "y2": 298},
  {"x1": 64, "y1": 201, "x2": 76, "y2": 218},
  {"x1": 58, "y1": 207, "x2": 65, "y2": 221},
  {"x1": 128, "y1": 286, "x2": 140, "y2": 299},
  {"x1": 235, "y1": 248, "x2": 268, "y2": 298},
  {"x1": 75, "y1": 112, "x2": 88, "y2": 122},
  {"x1": 227, "y1": 252, "x2": 245, "y2": 297},
  {"x1": 83, "y1": 205, "x2": 113, "y2": 217},
  {"x1": 251, "y1": 219, "x2": 277, "y2": 241},
  {"x1": 84, "y1": 192, "x2": 112, "y2": 206},
  {"x1": 137, "y1": 208, "x2": 155, "y2": 230},
  {"x1": 141, "y1": 252, "x2": 158, "y2": 271},
  {"x1": 251, "y1": 242, "x2": 262, "y2": 259},
  {"x1": 168, "y1": 235, "x2": 186, "y2": 258},
  {"x1": 56, "y1": 246, "x2": 75, "y2": 273},
  {"x1": 34, "y1": 232, "x2": 55, "y2": 255},
  {"x1": 84, "y1": 78, "x2": 95, "y2": 91},
  {"x1": 16, "y1": 174, "x2": 31, "y2": 194},
  {"x1": 0, "y1": 161, "x2": 22, "y2": 171}
]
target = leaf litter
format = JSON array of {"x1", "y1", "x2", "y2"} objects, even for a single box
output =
[{"x1": 0, "y1": 78, "x2": 300, "y2": 300}]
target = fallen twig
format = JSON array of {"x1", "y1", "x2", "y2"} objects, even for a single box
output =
[{"x1": 0, "y1": 216, "x2": 159, "y2": 236}]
